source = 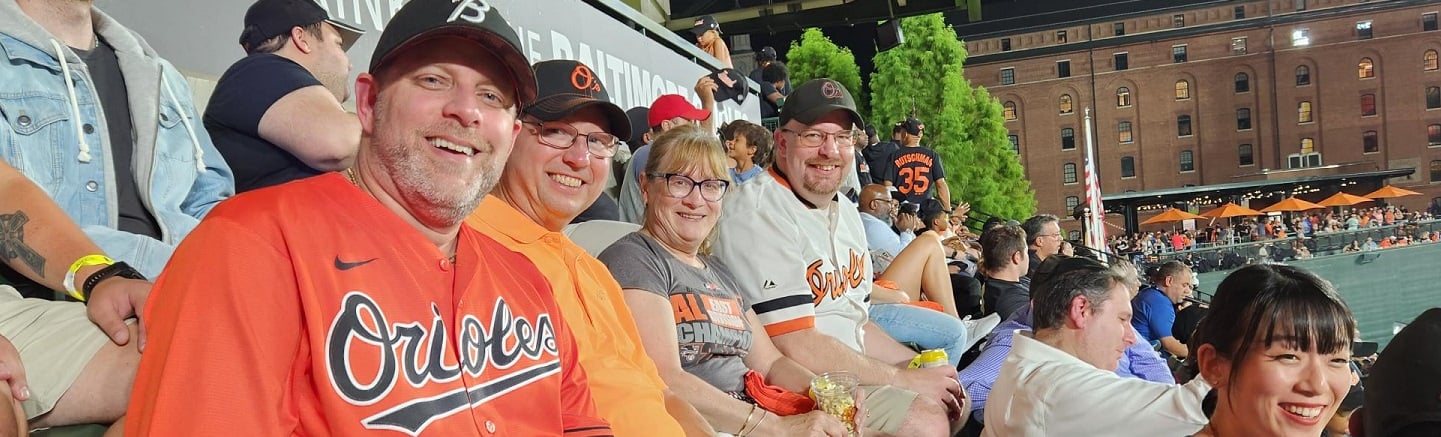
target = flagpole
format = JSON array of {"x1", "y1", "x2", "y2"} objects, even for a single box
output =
[{"x1": 1082, "y1": 107, "x2": 1108, "y2": 261}]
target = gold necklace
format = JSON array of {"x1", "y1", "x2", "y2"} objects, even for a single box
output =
[{"x1": 344, "y1": 168, "x2": 359, "y2": 186}]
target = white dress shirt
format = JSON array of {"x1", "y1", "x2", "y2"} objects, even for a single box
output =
[{"x1": 982, "y1": 331, "x2": 1211, "y2": 437}]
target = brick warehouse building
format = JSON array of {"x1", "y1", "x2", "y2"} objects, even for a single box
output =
[{"x1": 959, "y1": 0, "x2": 1441, "y2": 233}]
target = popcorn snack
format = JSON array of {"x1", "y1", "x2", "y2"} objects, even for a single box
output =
[{"x1": 810, "y1": 371, "x2": 860, "y2": 435}]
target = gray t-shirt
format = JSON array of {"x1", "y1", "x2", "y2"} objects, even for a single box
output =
[{"x1": 599, "y1": 232, "x2": 753, "y2": 393}]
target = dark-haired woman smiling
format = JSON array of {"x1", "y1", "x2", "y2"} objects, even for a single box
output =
[{"x1": 1190, "y1": 264, "x2": 1357, "y2": 437}]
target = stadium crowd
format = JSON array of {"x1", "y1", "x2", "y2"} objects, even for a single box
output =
[
  {"x1": 1111, "y1": 206, "x2": 1437, "y2": 255},
  {"x1": 0, "y1": 0, "x2": 1434, "y2": 436}
]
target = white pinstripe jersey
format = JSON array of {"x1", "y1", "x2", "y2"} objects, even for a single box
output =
[{"x1": 714, "y1": 169, "x2": 873, "y2": 352}]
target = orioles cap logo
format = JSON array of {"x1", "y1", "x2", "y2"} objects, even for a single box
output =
[
  {"x1": 821, "y1": 81, "x2": 844, "y2": 99},
  {"x1": 570, "y1": 65, "x2": 602, "y2": 94},
  {"x1": 448, "y1": 0, "x2": 491, "y2": 25}
]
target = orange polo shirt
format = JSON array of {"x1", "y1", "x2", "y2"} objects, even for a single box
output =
[{"x1": 466, "y1": 196, "x2": 684, "y2": 436}]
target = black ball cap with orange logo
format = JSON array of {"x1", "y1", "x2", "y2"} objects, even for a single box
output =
[
  {"x1": 523, "y1": 60, "x2": 632, "y2": 141},
  {"x1": 902, "y1": 117, "x2": 924, "y2": 136},
  {"x1": 369, "y1": 0, "x2": 537, "y2": 106},
  {"x1": 780, "y1": 78, "x2": 864, "y2": 130}
]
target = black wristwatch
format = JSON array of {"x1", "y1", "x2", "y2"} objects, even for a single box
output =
[{"x1": 81, "y1": 261, "x2": 147, "y2": 301}]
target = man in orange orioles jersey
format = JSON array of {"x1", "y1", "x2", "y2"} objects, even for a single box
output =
[
  {"x1": 465, "y1": 59, "x2": 713, "y2": 436},
  {"x1": 125, "y1": 0, "x2": 611, "y2": 435}
]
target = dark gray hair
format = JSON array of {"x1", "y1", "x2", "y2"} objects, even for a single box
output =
[
  {"x1": 1021, "y1": 214, "x2": 1060, "y2": 246},
  {"x1": 1148, "y1": 260, "x2": 1191, "y2": 284},
  {"x1": 1032, "y1": 267, "x2": 1126, "y2": 331}
]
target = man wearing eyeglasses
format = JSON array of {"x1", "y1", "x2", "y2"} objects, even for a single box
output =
[
  {"x1": 465, "y1": 60, "x2": 711, "y2": 436},
  {"x1": 881, "y1": 117, "x2": 950, "y2": 216},
  {"x1": 715, "y1": 78, "x2": 966, "y2": 437},
  {"x1": 1020, "y1": 214, "x2": 1064, "y2": 285}
]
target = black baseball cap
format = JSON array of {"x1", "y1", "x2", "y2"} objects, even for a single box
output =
[
  {"x1": 691, "y1": 15, "x2": 720, "y2": 35},
  {"x1": 369, "y1": 0, "x2": 537, "y2": 106},
  {"x1": 524, "y1": 60, "x2": 631, "y2": 141},
  {"x1": 241, "y1": 0, "x2": 363, "y2": 52},
  {"x1": 903, "y1": 117, "x2": 924, "y2": 135},
  {"x1": 758, "y1": 46, "x2": 777, "y2": 62},
  {"x1": 779, "y1": 78, "x2": 864, "y2": 129},
  {"x1": 625, "y1": 106, "x2": 649, "y2": 147},
  {"x1": 1365, "y1": 307, "x2": 1441, "y2": 437},
  {"x1": 709, "y1": 69, "x2": 748, "y2": 105}
]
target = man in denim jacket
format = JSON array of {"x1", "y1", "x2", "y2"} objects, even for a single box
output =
[{"x1": 0, "y1": 0, "x2": 234, "y2": 430}]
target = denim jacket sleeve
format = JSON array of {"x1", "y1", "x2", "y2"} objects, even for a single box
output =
[
  {"x1": 162, "y1": 60, "x2": 234, "y2": 220},
  {"x1": 82, "y1": 224, "x2": 175, "y2": 278}
]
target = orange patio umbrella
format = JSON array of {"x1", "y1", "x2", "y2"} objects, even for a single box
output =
[
  {"x1": 1142, "y1": 207, "x2": 1206, "y2": 225},
  {"x1": 1200, "y1": 202, "x2": 1265, "y2": 218},
  {"x1": 1364, "y1": 185, "x2": 1422, "y2": 199},
  {"x1": 1317, "y1": 192, "x2": 1374, "y2": 207},
  {"x1": 1260, "y1": 196, "x2": 1324, "y2": 213}
]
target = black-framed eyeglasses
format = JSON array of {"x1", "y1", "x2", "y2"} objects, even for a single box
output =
[
  {"x1": 522, "y1": 120, "x2": 619, "y2": 158},
  {"x1": 780, "y1": 128, "x2": 858, "y2": 149},
  {"x1": 647, "y1": 172, "x2": 730, "y2": 202}
]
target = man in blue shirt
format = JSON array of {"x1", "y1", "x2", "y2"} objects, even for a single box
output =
[
  {"x1": 1131, "y1": 261, "x2": 1194, "y2": 360},
  {"x1": 858, "y1": 185, "x2": 921, "y2": 262}
]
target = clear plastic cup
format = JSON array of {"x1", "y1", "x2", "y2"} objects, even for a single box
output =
[{"x1": 809, "y1": 371, "x2": 860, "y2": 435}]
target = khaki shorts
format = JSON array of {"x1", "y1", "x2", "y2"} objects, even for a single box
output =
[
  {"x1": 861, "y1": 384, "x2": 920, "y2": 435},
  {"x1": 0, "y1": 286, "x2": 109, "y2": 419}
]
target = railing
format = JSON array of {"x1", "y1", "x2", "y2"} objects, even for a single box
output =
[
  {"x1": 761, "y1": 117, "x2": 779, "y2": 132},
  {"x1": 1124, "y1": 219, "x2": 1441, "y2": 275}
]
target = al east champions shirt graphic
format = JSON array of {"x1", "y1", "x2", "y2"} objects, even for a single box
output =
[
  {"x1": 325, "y1": 291, "x2": 559, "y2": 435},
  {"x1": 673, "y1": 288, "x2": 752, "y2": 365}
]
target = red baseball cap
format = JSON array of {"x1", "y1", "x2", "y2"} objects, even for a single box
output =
[{"x1": 648, "y1": 94, "x2": 710, "y2": 128}]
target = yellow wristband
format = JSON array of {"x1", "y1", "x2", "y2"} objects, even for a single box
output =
[{"x1": 64, "y1": 255, "x2": 114, "y2": 301}]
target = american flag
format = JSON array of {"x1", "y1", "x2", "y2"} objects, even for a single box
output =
[{"x1": 1082, "y1": 108, "x2": 1107, "y2": 258}]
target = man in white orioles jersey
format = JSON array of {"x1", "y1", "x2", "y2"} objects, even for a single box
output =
[{"x1": 713, "y1": 78, "x2": 968, "y2": 437}]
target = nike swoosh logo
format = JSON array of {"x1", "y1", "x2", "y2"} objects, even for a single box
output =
[{"x1": 334, "y1": 256, "x2": 378, "y2": 271}]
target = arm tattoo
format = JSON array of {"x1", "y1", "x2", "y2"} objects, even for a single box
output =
[{"x1": 0, "y1": 211, "x2": 45, "y2": 277}]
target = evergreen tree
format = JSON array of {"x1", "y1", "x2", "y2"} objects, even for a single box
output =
[
  {"x1": 785, "y1": 28, "x2": 867, "y2": 121},
  {"x1": 869, "y1": 13, "x2": 1036, "y2": 220}
]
